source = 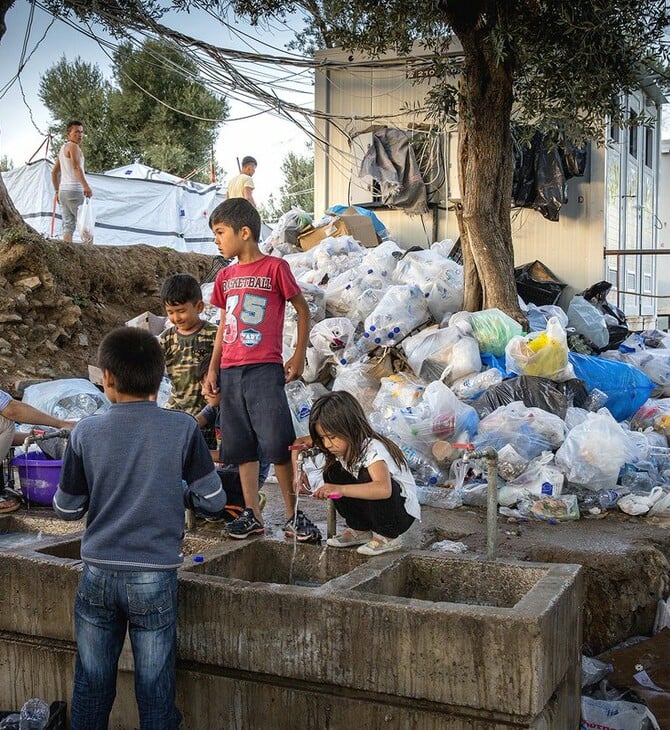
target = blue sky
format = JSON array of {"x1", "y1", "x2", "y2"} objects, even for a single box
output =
[{"x1": 0, "y1": 1, "x2": 313, "y2": 205}]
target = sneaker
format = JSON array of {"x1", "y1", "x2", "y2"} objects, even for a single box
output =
[
  {"x1": 226, "y1": 508, "x2": 265, "y2": 539},
  {"x1": 326, "y1": 528, "x2": 373, "y2": 548},
  {"x1": 284, "y1": 510, "x2": 322, "y2": 543},
  {"x1": 356, "y1": 533, "x2": 403, "y2": 556}
]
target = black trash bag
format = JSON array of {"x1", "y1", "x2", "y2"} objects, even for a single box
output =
[
  {"x1": 581, "y1": 281, "x2": 628, "y2": 351},
  {"x1": 512, "y1": 133, "x2": 539, "y2": 208},
  {"x1": 559, "y1": 138, "x2": 588, "y2": 179},
  {"x1": 534, "y1": 143, "x2": 565, "y2": 222},
  {"x1": 473, "y1": 375, "x2": 588, "y2": 419}
]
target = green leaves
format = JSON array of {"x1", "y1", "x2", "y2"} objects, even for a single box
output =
[{"x1": 38, "y1": 38, "x2": 228, "y2": 177}]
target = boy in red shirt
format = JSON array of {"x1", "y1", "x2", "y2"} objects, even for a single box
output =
[{"x1": 205, "y1": 198, "x2": 320, "y2": 540}]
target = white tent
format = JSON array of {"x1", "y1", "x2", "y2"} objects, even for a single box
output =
[{"x1": 3, "y1": 159, "x2": 224, "y2": 254}]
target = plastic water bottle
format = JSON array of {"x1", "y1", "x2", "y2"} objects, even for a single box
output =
[
  {"x1": 19, "y1": 698, "x2": 49, "y2": 730},
  {"x1": 285, "y1": 381, "x2": 312, "y2": 437},
  {"x1": 339, "y1": 337, "x2": 372, "y2": 365},
  {"x1": 401, "y1": 446, "x2": 446, "y2": 486}
]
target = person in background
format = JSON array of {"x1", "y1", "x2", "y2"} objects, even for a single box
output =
[
  {"x1": 51, "y1": 120, "x2": 92, "y2": 243},
  {"x1": 204, "y1": 198, "x2": 320, "y2": 542},
  {"x1": 0, "y1": 388, "x2": 75, "y2": 511},
  {"x1": 159, "y1": 273, "x2": 218, "y2": 447},
  {"x1": 226, "y1": 155, "x2": 257, "y2": 208},
  {"x1": 53, "y1": 326, "x2": 225, "y2": 730},
  {"x1": 296, "y1": 390, "x2": 420, "y2": 556}
]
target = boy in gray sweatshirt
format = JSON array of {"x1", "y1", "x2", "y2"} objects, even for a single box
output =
[{"x1": 54, "y1": 326, "x2": 225, "y2": 730}]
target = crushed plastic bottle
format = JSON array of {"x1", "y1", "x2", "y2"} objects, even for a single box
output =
[
  {"x1": 401, "y1": 445, "x2": 447, "y2": 486},
  {"x1": 285, "y1": 381, "x2": 313, "y2": 437},
  {"x1": 19, "y1": 698, "x2": 50, "y2": 730}
]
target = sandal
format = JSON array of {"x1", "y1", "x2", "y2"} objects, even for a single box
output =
[{"x1": 326, "y1": 528, "x2": 372, "y2": 548}]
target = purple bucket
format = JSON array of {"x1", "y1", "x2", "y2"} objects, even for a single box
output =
[{"x1": 10, "y1": 451, "x2": 62, "y2": 506}]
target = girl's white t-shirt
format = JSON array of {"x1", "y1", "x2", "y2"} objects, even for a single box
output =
[{"x1": 343, "y1": 438, "x2": 421, "y2": 520}]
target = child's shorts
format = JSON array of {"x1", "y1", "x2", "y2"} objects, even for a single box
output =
[{"x1": 218, "y1": 363, "x2": 295, "y2": 465}]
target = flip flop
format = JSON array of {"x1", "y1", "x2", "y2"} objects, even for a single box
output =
[{"x1": 0, "y1": 493, "x2": 21, "y2": 513}]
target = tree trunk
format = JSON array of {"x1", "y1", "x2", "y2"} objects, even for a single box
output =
[
  {"x1": 0, "y1": 2, "x2": 38, "y2": 236},
  {"x1": 454, "y1": 25, "x2": 524, "y2": 324},
  {"x1": 0, "y1": 172, "x2": 35, "y2": 234}
]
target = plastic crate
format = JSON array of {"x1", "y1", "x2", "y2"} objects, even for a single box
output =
[
  {"x1": 515, "y1": 260, "x2": 566, "y2": 306},
  {"x1": 0, "y1": 701, "x2": 67, "y2": 730}
]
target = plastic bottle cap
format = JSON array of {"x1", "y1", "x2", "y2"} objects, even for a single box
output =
[
  {"x1": 340, "y1": 358, "x2": 347, "y2": 365},
  {"x1": 374, "y1": 337, "x2": 381, "y2": 344},
  {"x1": 387, "y1": 332, "x2": 395, "y2": 338},
  {"x1": 369, "y1": 325, "x2": 376, "y2": 331},
  {"x1": 363, "y1": 332, "x2": 370, "y2": 338},
  {"x1": 367, "y1": 268, "x2": 373, "y2": 274},
  {"x1": 193, "y1": 555, "x2": 204, "y2": 563},
  {"x1": 393, "y1": 326, "x2": 400, "y2": 333}
]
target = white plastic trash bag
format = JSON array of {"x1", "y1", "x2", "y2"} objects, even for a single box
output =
[
  {"x1": 580, "y1": 696, "x2": 660, "y2": 730},
  {"x1": 568, "y1": 295, "x2": 608, "y2": 349},
  {"x1": 555, "y1": 410, "x2": 633, "y2": 491},
  {"x1": 22, "y1": 378, "x2": 109, "y2": 420},
  {"x1": 76, "y1": 198, "x2": 96, "y2": 243}
]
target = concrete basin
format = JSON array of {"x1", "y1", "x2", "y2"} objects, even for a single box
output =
[{"x1": 183, "y1": 538, "x2": 367, "y2": 586}]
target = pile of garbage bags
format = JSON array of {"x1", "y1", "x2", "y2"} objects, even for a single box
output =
[{"x1": 263, "y1": 216, "x2": 670, "y2": 523}]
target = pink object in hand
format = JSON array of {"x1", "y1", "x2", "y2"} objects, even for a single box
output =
[{"x1": 328, "y1": 493, "x2": 342, "y2": 500}]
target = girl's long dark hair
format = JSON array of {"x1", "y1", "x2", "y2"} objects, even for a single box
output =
[{"x1": 309, "y1": 391, "x2": 407, "y2": 473}]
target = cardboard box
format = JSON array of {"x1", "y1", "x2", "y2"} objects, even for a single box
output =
[
  {"x1": 298, "y1": 207, "x2": 378, "y2": 250},
  {"x1": 597, "y1": 629, "x2": 670, "y2": 725},
  {"x1": 125, "y1": 311, "x2": 167, "y2": 336}
]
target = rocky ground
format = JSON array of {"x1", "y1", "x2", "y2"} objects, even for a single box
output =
[{"x1": 0, "y1": 231, "x2": 215, "y2": 394}]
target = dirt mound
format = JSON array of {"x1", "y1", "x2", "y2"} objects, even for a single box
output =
[{"x1": 0, "y1": 230, "x2": 216, "y2": 394}]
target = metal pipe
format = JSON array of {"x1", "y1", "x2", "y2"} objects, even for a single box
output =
[
  {"x1": 327, "y1": 499, "x2": 337, "y2": 539},
  {"x1": 463, "y1": 448, "x2": 498, "y2": 561}
]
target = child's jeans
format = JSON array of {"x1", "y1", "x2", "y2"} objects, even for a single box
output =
[
  {"x1": 324, "y1": 462, "x2": 415, "y2": 538},
  {"x1": 70, "y1": 564, "x2": 181, "y2": 730}
]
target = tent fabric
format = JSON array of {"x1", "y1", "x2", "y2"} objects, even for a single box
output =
[{"x1": 4, "y1": 159, "x2": 223, "y2": 254}]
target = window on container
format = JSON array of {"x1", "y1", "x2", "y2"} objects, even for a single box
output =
[
  {"x1": 609, "y1": 122, "x2": 620, "y2": 144},
  {"x1": 628, "y1": 110, "x2": 639, "y2": 158},
  {"x1": 645, "y1": 127, "x2": 654, "y2": 168}
]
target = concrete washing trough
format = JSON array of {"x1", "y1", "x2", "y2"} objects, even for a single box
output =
[{"x1": 0, "y1": 519, "x2": 582, "y2": 729}]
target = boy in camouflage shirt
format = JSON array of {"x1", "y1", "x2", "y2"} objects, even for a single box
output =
[{"x1": 158, "y1": 274, "x2": 217, "y2": 444}]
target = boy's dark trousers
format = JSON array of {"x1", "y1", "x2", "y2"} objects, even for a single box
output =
[{"x1": 323, "y1": 462, "x2": 414, "y2": 539}]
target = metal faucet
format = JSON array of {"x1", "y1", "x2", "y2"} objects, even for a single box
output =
[
  {"x1": 21, "y1": 428, "x2": 70, "y2": 453},
  {"x1": 294, "y1": 445, "x2": 336, "y2": 538},
  {"x1": 463, "y1": 447, "x2": 499, "y2": 561}
]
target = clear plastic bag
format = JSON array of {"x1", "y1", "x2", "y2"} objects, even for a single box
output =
[
  {"x1": 555, "y1": 410, "x2": 633, "y2": 491},
  {"x1": 518, "y1": 493, "x2": 579, "y2": 521},
  {"x1": 451, "y1": 368, "x2": 503, "y2": 401},
  {"x1": 402, "y1": 325, "x2": 480, "y2": 384},
  {"x1": 372, "y1": 373, "x2": 425, "y2": 411},
  {"x1": 332, "y1": 362, "x2": 380, "y2": 413},
  {"x1": 580, "y1": 696, "x2": 660, "y2": 730},
  {"x1": 474, "y1": 401, "x2": 566, "y2": 460},
  {"x1": 364, "y1": 284, "x2": 430, "y2": 345},
  {"x1": 567, "y1": 295, "x2": 608, "y2": 349},
  {"x1": 503, "y1": 452, "x2": 564, "y2": 498},
  {"x1": 505, "y1": 317, "x2": 574, "y2": 381},
  {"x1": 22, "y1": 378, "x2": 109, "y2": 420},
  {"x1": 309, "y1": 317, "x2": 355, "y2": 358},
  {"x1": 526, "y1": 303, "x2": 568, "y2": 332},
  {"x1": 76, "y1": 198, "x2": 95, "y2": 243},
  {"x1": 391, "y1": 249, "x2": 450, "y2": 295}
]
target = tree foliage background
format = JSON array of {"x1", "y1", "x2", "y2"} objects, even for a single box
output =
[
  {"x1": 259, "y1": 149, "x2": 314, "y2": 221},
  {"x1": 38, "y1": 37, "x2": 228, "y2": 178}
]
